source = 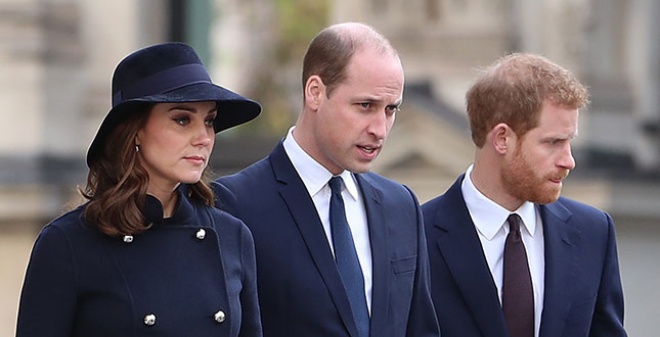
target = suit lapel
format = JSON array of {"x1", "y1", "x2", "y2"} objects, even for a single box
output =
[
  {"x1": 355, "y1": 174, "x2": 387, "y2": 336},
  {"x1": 269, "y1": 143, "x2": 360, "y2": 337},
  {"x1": 431, "y1": 177, "x2": 509, "y2": 337},
  {"x1": 538, "y1": 201, "x2": 580, "y2": 337}
]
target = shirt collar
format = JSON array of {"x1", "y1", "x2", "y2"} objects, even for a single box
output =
[
  {"x1": 282, "y1": 126, "x2": 359, "y2": 200},
  {"x1": 461, "y1": 164, "x2": 538, "y2": 240}
]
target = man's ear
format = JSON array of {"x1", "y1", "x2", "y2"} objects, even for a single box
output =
[
  {"x1": 489, "y1": 123, "x2": 514, "y2": 154},
  {"x1": 304, "y1": 75, "x2": 325, "y2": 111}
]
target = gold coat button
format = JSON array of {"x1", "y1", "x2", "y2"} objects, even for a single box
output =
[
  {"x1": 144, "y1": 313, "x2": 156, "y2": 326},
  {"x1": 123, "y1": 235, "x2": 134, "y2": 243},
  {"x1": 196, "y1": 229, "x2": 206, "y2": 240},
  {"x1": 214, "y1": 310, "x2": 226, "y2": 323}
]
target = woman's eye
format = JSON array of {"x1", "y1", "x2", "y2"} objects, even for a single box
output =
[
  {"x1": 174, "y1": 117, "x2": 190, "y2": 125},
  {"x1": 205, "y1": 118, "x2": 215, "y2": 127}
]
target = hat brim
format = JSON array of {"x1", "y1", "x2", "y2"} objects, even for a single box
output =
[{"x1": 86, "y1": 82, "x2": 261, "y2": 167}]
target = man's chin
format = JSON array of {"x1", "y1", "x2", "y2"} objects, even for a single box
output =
[
  {"x1": 531, "y1": 190, "x2": 562, "y2": 205},
  {"x1": 348, "y1": 162, "x2": 374, "y2": 174}
]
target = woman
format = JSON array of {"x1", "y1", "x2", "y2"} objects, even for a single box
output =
[{"x1": 16, "y1": 42, "x2": 263, "y2": 337}]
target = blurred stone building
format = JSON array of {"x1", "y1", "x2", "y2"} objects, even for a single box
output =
[{"x1": 0, "y1": 0, "x2": 658, "y2": 336}]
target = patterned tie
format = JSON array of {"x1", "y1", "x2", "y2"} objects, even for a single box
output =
[
  {"x1": 502, "y1": 213, "x2": 534, "y2": 337},
  {"x1": 328, "y1": 176, "x2": 370, "y2": 337}
]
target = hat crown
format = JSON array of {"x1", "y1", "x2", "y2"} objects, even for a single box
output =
[{"x1": 111, "y1": 43, "x2": 209, "y2": 107}]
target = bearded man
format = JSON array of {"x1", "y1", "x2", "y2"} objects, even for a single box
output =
[{"x1": 422, "y1": 53, "x2": 627, "y2": 337}]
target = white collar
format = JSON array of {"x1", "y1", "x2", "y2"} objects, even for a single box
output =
[
  {"x1": 282, "y1": 126, "x2": 359, "y2": 200},
  {"x1": 461, "y1": 164, "x2": 538, "y2": 240}
]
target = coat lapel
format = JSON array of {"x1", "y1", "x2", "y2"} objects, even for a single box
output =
[
  {"x1": 538, "y1": 200, "x2": 580, "y2": 337},
  {"x1": 431, "y1": 177, "x2": 509, "y2": 337},
  {"x1": 268, "y1": 143, "x2": 360, "y2": 337},
  {"x1": 355, "y1": 174, "x2": 387, "y2": 337}
]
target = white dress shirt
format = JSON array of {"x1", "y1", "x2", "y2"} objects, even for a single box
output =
[
  {"x1": 282, "y1": 127, "x2": 373, "y2": 313},
  {"x1": 461, "y1": 165, "x2": 545, "y2": 337}
]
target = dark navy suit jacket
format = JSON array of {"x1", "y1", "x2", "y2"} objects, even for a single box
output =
[
  {"x1": 213, "y1": 141, "x2": 440, "y2": 337},
  {"x1": 422, "y1": 175, "x2": 627, "y2": 337},
  {"x1": 17, "y1": 188, "x2": 261, "y2": 337}
]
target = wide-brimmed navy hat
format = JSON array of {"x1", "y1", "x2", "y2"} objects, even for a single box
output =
[{"x1": 86, "y1": 42, "x2": 262, "y2": 167}]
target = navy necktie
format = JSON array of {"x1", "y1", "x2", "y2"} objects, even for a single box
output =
[
  {"x1": 328, "y1": 176, "x2": 370, "y2": 337},
  {"x1": 502, "y1": 213, "x2": 534, "y2": 337}
]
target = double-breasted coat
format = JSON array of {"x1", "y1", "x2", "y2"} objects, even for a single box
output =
[{"x1": 16, "y1": 187, "x2": 261, "y2": 337}]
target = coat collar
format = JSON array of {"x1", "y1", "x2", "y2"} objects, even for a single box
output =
[
  {"x1": 143, "y1": 186, "x2": 198, "y2": 227},
  {"x1": 269, "y1": 141, "x2": 392, "y2": 337},
  {"x1": 429, "y1": 175, "x2": 582, "y2": 337},
  {"x1": 354, "y1": 173, "x2": 389, "y2": 336},
  {"x1": 538, "y1": 199, "x2": 581, "y2": 337},
  {"x1": 429, "y1": 175, "x2": 509, "y2": 337},
  {"x1": 268, "y1": 141, "x2": 363, "y2": 337}
]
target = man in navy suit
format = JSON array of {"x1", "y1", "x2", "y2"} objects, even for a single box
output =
[
  {"x1": 213, "y1": 22, "x2": 440, "y2": 337},
  {"x1": 422, "y1": 53, "x2": 627, "y2": 337}
]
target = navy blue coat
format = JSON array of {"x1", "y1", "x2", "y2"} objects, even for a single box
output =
[
  {"x1": 16, "y1": 188, "x2": 262, "y2": 337},
  {"x1": 422, "y1": 175, "x2": 627, "y2": 337},
  {"x1": 212, "y1": 142, "x2": 440, "y2": 337}
]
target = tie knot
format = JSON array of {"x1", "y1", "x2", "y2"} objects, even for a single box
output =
[
  {"x1": 508, "y1": 213, "x2": 522, "y2": 232},
  {"x1": 329, "y1": 176, "x2": 343, "y2": 195}
]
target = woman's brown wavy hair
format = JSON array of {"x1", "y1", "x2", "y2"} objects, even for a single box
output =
[{"x1": 80, "y1": 103, "x2": 215, "y2": 237}]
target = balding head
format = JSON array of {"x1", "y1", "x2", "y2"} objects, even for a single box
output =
[{"x1": 301, "y1": 22, "x2": 400, "y2": 99}]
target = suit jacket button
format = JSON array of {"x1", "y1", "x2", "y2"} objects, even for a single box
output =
[
  {"x1": 143, "y1": 314, "x2": 156, "y2": 326},
  {"x1": 214, "y1": 310, "x2": 225, "y2": 323},
  {"x1": 123, "y1": 235, "x2": 134, "y2": 243},
  {"x1": 196, "y1": 229, "x2": 206, "y2": 240}
]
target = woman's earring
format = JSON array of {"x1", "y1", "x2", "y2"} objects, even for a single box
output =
[{"x1": 135, "y1": 145, "x2": 140, "y2": 153}]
